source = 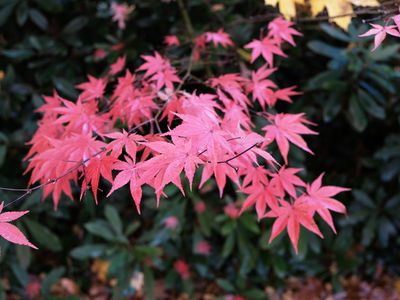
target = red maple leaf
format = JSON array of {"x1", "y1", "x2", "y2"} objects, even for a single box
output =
[
  {"x1": 263, "y1": 113, "x2": 318, "y2": 164},
  {"x1": 138, "y1": 138, "x2": 204, "y2": 200},
  {"x1": 270, "y1": 167, "x2": 305, "y2": 198},
  {"x1": 108, "y1": 155, "x2": 143, "y2": 213},
  {"x1": 80, "y1": 153, "x2": 116, "y2": 203},
  {"x1": 248, "y1": 66, "x2": 277, "y2": 109},
  {"x1": 205, "y1": 29, "x2": 234, "y2": 48},
  {"x1": 109, "y1": 55, "x2": 126, "y2": 76},
  {"x1": 265, "y1": 197, "x2": 323, "y2": 253},
  {"x1": 0, "y1": 202, "x2": 37, "y2": 249},
  {"x1": 268, "y1": 17, "x2": 302, "y2": 46},
  {"x1": 76, "y1": 75, "x2": 107, "y2": 102},
  {"x1": 304, "y1": 173, "x2": 350, "y2": 233},
  {"x1": 245, "y1": 37, "x2": 286, "y2": 65}
]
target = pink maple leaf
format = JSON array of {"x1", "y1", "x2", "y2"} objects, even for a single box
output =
[
  {"x1": 270, "y1": 167, "x2": 305, "y2": 198},
  {"x1": 244, "y1": 37, "x2": 286, "y2": 65},
  {"x1": 263, "y1": 113, "x2": 318, "y2": 164},
  {"x1": 205, "y1": 29, "x2": 234, "y2": 48},
  {"x1": 80, "y1": 153, "x2": 116, "y2": 203},
  {"x1": 304, "y1": 173, "x2": 350, "y2": 233},
  {"x1": 137, "y1": 52, "x2": 181, "y2": 90},
  {"x1": 111, "y1": 2, "x2": 134, "y2": 30},
  {"x1": 0, "y1": 202, "x2": 37, "y2": 249},
  {"x1": 268, "y1": 17, "x2": 302, "y2": 46},
  {"x1": 240, "y1": 183, "x2": 279, "y2": 220},
  {"x1": 248, "y1": 66, "x2": 277, "y2": 109},
  {"x1": 105, "y1": 130, "x2": 144, "y2": 158},
  {"x1": 164, "y1": 35, "x2": 180, "y2": 46},
  {"x1": 209, "y1": 74, "x2": 249, "y2": 108},
  {"x1": 359, "y1": 23, "x2": 400, "y2": 51},
  {"x1": 265, "y1": 197, "x2": 323, "y2": 254},
  {"x1": 76, "y1": 75, "x2": 107, "y2": 102},
  {"x1": 138, "y1": 138, "x2": 204, "y2": 200},
  {"x1": 109, "y1": 55, "x2": 126, "y2": 76},
  {"x1": 108, "y1": 156, "x2": 143, "y2": 213},
  {"x1": 392, "y1": 14, "x2": 400, "y2": 31}
]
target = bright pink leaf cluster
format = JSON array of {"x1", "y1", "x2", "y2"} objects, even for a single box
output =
[{"x1": 23, "y1": 17, "x2": 349, "y2": 253}]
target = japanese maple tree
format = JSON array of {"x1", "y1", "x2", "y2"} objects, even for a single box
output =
[{"x1": 2, "y1": 16, "x2": 350, "y2": 254}]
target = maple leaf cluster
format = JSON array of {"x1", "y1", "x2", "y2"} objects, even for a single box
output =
[{"x1": 19, "y1": 17, "x2": 349, "y2": 253}]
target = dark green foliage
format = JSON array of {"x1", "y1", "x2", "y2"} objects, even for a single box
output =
[{"x1": 0, "y1": 0, "x2": 399, "y2": 298}]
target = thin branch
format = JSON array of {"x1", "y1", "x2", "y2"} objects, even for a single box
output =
[
  {"x1": 3, "y1": 148, "x2": 106, "y2": 208},
  {"x1": 176, "y1": 0, "x2": 194, "y2": 38}
]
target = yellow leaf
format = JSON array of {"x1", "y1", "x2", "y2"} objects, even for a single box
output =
[
  {"x1": 310, "y1": 0, "x2": 327, "y2": 16},
  {"x1": 280, "y1": 0, "x2": 297, "y2": 19},
  {"x1": 326, "y1": 1, "x2": 353, "y2": 30},
  {"x1": 351, "y1": 0, "x2": 379, "y2": 6},
  {"x1": 265, "y1": 0, "x2": 279, "y2": 5},
  {"x1": 265, "y1": 0, "x2": 305, "y2": 19}
]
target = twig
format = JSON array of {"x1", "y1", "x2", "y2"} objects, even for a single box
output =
[
  {"x1": 176, "y1": 0, "x2": 194, "y2": 38},
  {"x1": 3, "y1": 148, "x2": 106, "y2": 208}
]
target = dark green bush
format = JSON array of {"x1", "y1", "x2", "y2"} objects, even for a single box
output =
[{"x1": 0, "y1": 0, "x2": 399, "y2": 299}]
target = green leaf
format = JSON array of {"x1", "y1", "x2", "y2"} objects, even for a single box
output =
[
  {"x1": 16, "y1": 1, "x2": 28, "y2": 26},
  {"x1": 352, "y1": 190, "x2": 374, "y2": 208},
  {"x1": 10, "y1": 262, "x2": 29, "y2": 286},
  {"x1": 70, "y1": 244, "x2": 106, "y2": 260},
  {"x1": 143, "y1": 265, "x2": 155, "y2": 299},
  {"x1": 307, "y1": 40, "x2": 344, "y2": 59},
  {"x1": 378, "y1": 217, "x2": 396, "y2": 247},
  {"x1": 105, "y1": 205, "x2": 123, "y2": 235},
  {"x1": 369, "y1": 45, "x2": 400, "y2": 61},
  {"x1": 272, "y1": 256, "x2": 287, "y2": 278},
  {"x1": 41, "y1": 267, "x2": 65, "y2": 296},
  {"x1": 0, "y1": 145, "x2": 6, "y2": 168},
  {"x1": 1, "y1": 49, "x2": 34, "y2": 60},
  {"x1": 0, "y1": 2, "x2": 16, "y2": 27},
  {"x1": 320, "y1": 23, "x2": 351, "y2": 42},
  {"x1": 239, "y1": 214, "x2": 260, "y2": 234},
  {"x1": 357, "y1": 88, "x2": 385, "y2": 119},
  {"x1": 221, "y1": 219, "x2": 237, "y2": 235},
  {"x1": 16, "y1": 246, "x2": 31, "y2": 269},
  {"x1": 216, "y1": 278, "x2": 235, "y2": 292},
  {"x1": 133, "y1": 245, "x2": 162, "y2": 259},
  {"x1": 306, "y1": 71, "x2": 341, "y2": 91},
  {"x1": 29, "y1": 8, "x2": 48, "y2": 30},
  {"x1": 62, "y1": 16, "x2": 88, "y2": 34},
  {"x1": 33, "y1": 0, "x2": 63, "y2": 12},
  {"x1": 242, "y1": 289, "x2": 267, "y2": 299},
  {"x1": 222, "y1": 233, "x2": 235, "y2": 258},
  {"x1": 347, "y1": 94, "x2": 367, "y2": 132},
  {"x1": 323, "y1": 91, "x2": 343, "y2": 122},
  {"x1": 24, "y1": 219, "x2": 62, "y2": 251},
  {"x1": 53, "y1": 77, "x2": 79, "y2": 99},
  {"x1": 125, "y1": 222, "x2": 140, "y2": 236},
  {"x1": 85, "y1": 220, "x2": 116, "y2": 241},
  {"x1": 198, "y1": 212, "x2": 212, "y2": 236},
  {"x1": 365, "y1": 70, "x2": 395, "y2": 94},
  {"x1": 362, "y1": 217, "x2": 376, "y2": 246}
]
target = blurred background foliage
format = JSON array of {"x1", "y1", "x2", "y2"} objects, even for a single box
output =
[{"x1": 0, "y1": 0, "x2": 400, "y2": 299}]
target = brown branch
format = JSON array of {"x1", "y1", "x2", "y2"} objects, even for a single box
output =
[
  {"x1": 176, "y1": 0, "x2": 194, "y2": 38},
  {"x1": 3, "y1": 148, "x2": 106, "y2": 208},
  {"x1": 218, "y1": 143, "x2": 259, "y2": 165}
]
